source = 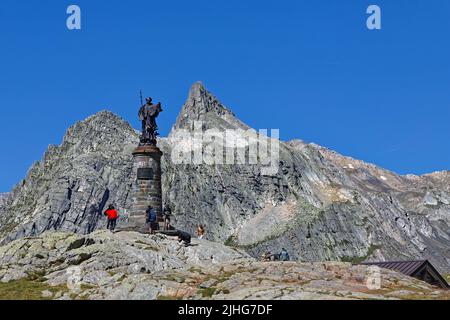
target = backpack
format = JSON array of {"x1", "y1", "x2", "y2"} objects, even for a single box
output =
[
  {"x1": 147, "y1": 209, "x2": 157, "y2": 223},
  {"x1": 280, "y1": 250, "x2": 290, "y2": 261}
]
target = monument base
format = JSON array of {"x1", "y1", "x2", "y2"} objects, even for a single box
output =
[
  {"x1": 119, "y1": 215, "x2": 150, "y2": 234},
  {"x1": 121, "y1": 144, "x2": 164, "y2": 233}
]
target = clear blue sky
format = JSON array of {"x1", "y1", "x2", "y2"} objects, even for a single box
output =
[{"x1": 0, "y1": 0, "x2": 449, "y2": 192}]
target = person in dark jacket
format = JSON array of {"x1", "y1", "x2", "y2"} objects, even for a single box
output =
[
  {"x1": 146, "y1": 206, "x2": 158, "y2": 234},
  {"x1": 104, "y1": 204, "x2": 119, "y2": 232},
  {"x1": 177, "y1": 231, "x2": 191, "y2": 247},
  {"x1": 163, "y1": 205, "x2": 172, "y2": 231},
  {"x1": 279, "y1": 248, "x2": 290, "y2": 261}
]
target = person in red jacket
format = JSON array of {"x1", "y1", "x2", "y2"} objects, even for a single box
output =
[{"x1": 104, "y1": 204, "x2": 119, "y2": 232}]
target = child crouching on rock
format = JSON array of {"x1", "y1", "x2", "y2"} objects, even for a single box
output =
[
  {"x1": 177, "y1": 231, "x2": 191, "y2": 247},
  {"x1": 196, "y1": 224, "x2": 206, "y2": 240}
]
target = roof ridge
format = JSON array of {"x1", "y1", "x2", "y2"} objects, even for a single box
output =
[{"x1": 363, "y1": 259, "x2": 428, "y2": 264}]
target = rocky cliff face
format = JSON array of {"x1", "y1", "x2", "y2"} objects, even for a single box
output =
[
  {"x1": 0, "y1": 193, "x2": 9, "y2": 208},
  {"x1": 1, "y1": 82, "x2": 449, "y2": 273},
  {"x1": 0, "y1": 111, "x2": 139, "y2": 242},
  {"x1": 163, "y1": 83, "x2": 450, "y2": 272}
]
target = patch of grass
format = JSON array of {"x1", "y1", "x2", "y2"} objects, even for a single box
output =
[
  {"x1": 202, "y1": 269, "x2": 237, "y2": 285},
  {"x1": 224, "y1": 235, "x2": 238, "y2": 247},
  {"x1": 373, "y1": 285, "x2": 447, "y2": 300},
  {"x1": 68, "y1": 292, "x2": 91, "y2": 300},
  {"x1": 293, "y1": 197, "x2": 325, "y2": 225},
  {"x1": 444, "y1": 274, "x2": 450, "y2": 284},
  {"x1": 341, "y1": 244, "x2": 382, "y2": 264},
  {"x1": 0, "y1": 279, "x2": 67, "y2": 300},
  {"x1": 198, "y1": 287, "x2": 217, "y2": 298},
  {"x1": 117, "y1": 274, "x2": 127, "y2": 283},
  {"x1": 188, "y1": 267, "x2": 203, "y2": 274},
  {"x1": 26, "y1": 270, "x2": 47, "y2": 282},
  {"x1": 161, "y1": 274, "x2": 186, "y2": 283},
  {"x1": 143, "y1": 246, "x2": 159, "y2": 252},
  {"x1": 135, "y1": 240, "x2": 159, "y2": 252},
  {"x1": 107, "y1": 270, "x2": 117, "y2": 277},
  {"x1": 80, "y1": 284, "x2": 96, "y2": 291},
  {"x1": 216, "y1": 271, "x2": 234, "y2": 283}
]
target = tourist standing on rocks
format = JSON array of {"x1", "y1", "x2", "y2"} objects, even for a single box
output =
[
  {"x1": 177, "y1": 231, "x2": 191, "y2": 247},
  {"x1": 261, "y1": 252, "x2": 271, "y2": 262},
  {"x1": 196, "y1": 224, "x2": 206, "y2": 240},
  {"x1": 163, "y1": 205, "x2": 172, "y2": 231},
  {"x1": 261, "y1": 251, "x2": 279, "y2": 262},
  {"x1": 104, "y1": 204, "x2": 119, "y2": 232},
  {"x1": 146, "y1": 206, "x2": 158, "y2": 234}
]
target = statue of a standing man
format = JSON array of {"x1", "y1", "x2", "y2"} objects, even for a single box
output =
[{"x1": 138, "y1": 97, "x2": 163, "y2": 146}]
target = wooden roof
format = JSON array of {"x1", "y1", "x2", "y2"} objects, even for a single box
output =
[{"x1": 362, "y1": 260, "x2": 449, "y2": 289}]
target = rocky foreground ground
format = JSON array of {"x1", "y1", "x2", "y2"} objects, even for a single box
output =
[{"x1": 0, "y1": 230, "x2": 448, "y2": 300}]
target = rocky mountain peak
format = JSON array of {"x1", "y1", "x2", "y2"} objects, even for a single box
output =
[
  {"x1": 64, "y1": 110, "x2": 137, "y2": 144},
  {"x1": 184, "y1": 81, "x2": 232, "y2": 118},
  {"x1": 73, "y1": 110, "x2": 129, "y2": 130},
  {"x1": 1, "y1": 83, "x2": 449, "y2": 275},
  {"x1": 171, "y1": 82, "x2": 249, "y2": 133},
  {"x1": 56, "y1": 110, "x2": 139, "y2": 161},
  {"x1": 423, "y1": 170, "x2": 450, "y2": 181},
  {"x1": 0, "y1": 110, "x2": 139, "y2": 243}
]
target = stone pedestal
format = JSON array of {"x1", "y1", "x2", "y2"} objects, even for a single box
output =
[{"x1": 125, "y1": 144, "x2": 163, "y2": 233}]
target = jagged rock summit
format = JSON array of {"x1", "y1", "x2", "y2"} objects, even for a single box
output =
[
  {"x1": 171, "y1": 82, "x2": 249, "y2": 133},
  {"x1": 0, "y1": 82, "x2": 449, "y2": 275}
]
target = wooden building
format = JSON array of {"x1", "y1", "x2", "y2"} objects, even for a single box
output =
[{"x1": 362, "y1": 260, "x2": 449, "y2": 289}]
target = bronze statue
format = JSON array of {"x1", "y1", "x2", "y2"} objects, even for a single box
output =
[{"x1": 138, "y1": 97, "x2": 163, "y2": 145}]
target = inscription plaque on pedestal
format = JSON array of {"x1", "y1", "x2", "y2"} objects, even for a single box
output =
[{"x1": 137, "y1": 168, "x2": 154, "y2": 180}]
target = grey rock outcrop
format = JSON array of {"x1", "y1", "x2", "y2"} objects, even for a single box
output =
[
  {"x1": 0, "y1": 231, "x2": 448, "y2": 300},
  {"x1": 0, "y1": 82, "x2": 449, "y2": 273}
]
